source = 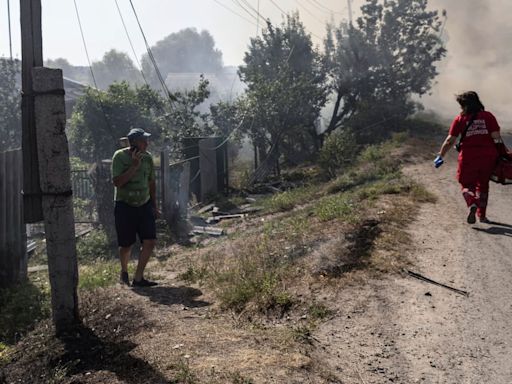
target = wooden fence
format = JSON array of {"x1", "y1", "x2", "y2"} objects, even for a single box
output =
[{"x1": 0, "y1": 149, "x2": 27, "y2": 288}]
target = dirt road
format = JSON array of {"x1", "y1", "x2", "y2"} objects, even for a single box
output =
[{"x1": 316, "y1": 153, "x2": 512, "y2": 383}]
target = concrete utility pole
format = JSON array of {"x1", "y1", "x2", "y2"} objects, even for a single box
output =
[
  {"x1": 20, "y1": 0, "x2": 43, "y2": 223},
  {"x1": 20, "y1": 0, "x2": 79, "y2": 333},
  {"x1": 33, "y1": 67, "x2": 80, "y2": 332},
  {"x1": 347, "y1": 0, "x2": 353, "y2": 24}
]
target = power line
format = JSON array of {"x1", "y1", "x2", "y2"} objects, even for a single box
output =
[
  {"x1": 72, "y1": 0, "x2": 117, "y2": 141},
  {"x1": 72, "y1": 0, "x2": 100, "y2": 90},
  {"x1": 307, "y1": 0, "x2": 344, "y2": 15},
  {"x1": 294, "y1": 0, "x2": 326, "y2": 24},
  {"x1": 212, "y1": 0, "x2": 258, "y2": 27},
  {"x1": 267, "y1": 0, "x2": 323, "y2": 41},
  {"x1": 267, "y1": 0, "x2": 287, "y2": 15},
  {"x1": 128, "y1": 0, "x2": 176, "y2": 105},
  {"x1": 231, "y1": 0, "x2": 259, "y2": 22},
  {"x1": 114, "y1": 0, "x2": 149, "y2": 86},
  {"x1": 239, "y1": 0, "x2": 267, "y2": 21}
]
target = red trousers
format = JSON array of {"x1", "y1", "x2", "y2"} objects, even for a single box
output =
[{"x1": 457, "y1": 148, "x2": 498, "y2": 218}]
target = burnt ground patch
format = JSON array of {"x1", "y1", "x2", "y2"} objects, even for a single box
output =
[{"x1": 312, "y1": 219, "x2": 382, "y2": 277}]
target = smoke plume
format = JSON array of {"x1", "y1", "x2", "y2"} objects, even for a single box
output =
[{"x1": 423, "y1": 0, "x2": 512, "y2": 124}]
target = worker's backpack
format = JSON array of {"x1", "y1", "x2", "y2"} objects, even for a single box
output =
[{"x1": 491, "y1": 146, "x2": 512, "y2": 184}]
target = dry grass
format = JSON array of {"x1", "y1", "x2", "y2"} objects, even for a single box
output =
[{"x1": 2, "y1": 134, "x2": 441, "y2": 384}]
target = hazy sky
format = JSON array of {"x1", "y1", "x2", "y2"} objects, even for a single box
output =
[
  {"x1": 1, "y1": 1, "x2": 511, "y2": 121},
  {"x1": 0, "y1": 0, "x2": 349, "y2": 66}
]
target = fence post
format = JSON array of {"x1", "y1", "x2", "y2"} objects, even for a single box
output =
[
  {"x1": 160, "y1": 150, "x2": 173, "y2": 225},
  {"x1": 199, "y1": 138, "x2": 218, "y2": 202},
  {"x1": 0, "y1": 150, "x2": 27, "y2": 288},
  {"x1": 33, "y1": 67, "x2": 79, "y2": 330},
  {"x1": 92, "y1": 160, "x2": 117, "y2": 254},
  {"x1": 178, "y1": 162, "x2": 190, "y2": 220}
]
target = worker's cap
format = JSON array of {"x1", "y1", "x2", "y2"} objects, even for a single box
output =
[{"x1": 127, "y1": 128, "x2": 151, "y2": 141}]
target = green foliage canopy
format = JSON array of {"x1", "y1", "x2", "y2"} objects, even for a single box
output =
[
  {"x1": 323, "y1": 0, "x2": 446, "y2": 140},
  {"x1": 239, "y1": 13, "x2": 328, "y2": 163},
  {"x1": 69, "y1": 82, "x2": 164, "y2": 162}
]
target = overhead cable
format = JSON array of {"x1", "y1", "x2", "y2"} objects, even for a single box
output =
[
  {"x1": 212, "y1": 0, "x2": 258, "y2": 27},
  {"x1": 72, "y1": 0, "x2": 117, "y2": 139},
  {"x1": 267, "y1": 0, "x2": 323, "y2": 40},
  {"x1": 73, "y1": 0, "x2": 101, "y2": 90},
  {"x1": 128, "y1": 0, "x2": 176, "y2": 105},
  {"x1": 231, "y1": 0, "x2": 259, "y2": 22},
  {"x1": 307, "y1": 0, "x2": 344, "y2": 15},
  {"x1": 114, "y1": 0, "x2": 149, "y2": 86},
  {"x1": 294, "y1": 0, "x2": 326, "y2": 24}
]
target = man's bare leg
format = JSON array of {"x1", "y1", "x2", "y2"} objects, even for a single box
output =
[
  {"x1": 119, "y1": 246, "x2": 132, "y2": 273},
  {"x1": 119, "y1": 246, "x2": 132, "y2": 285},
  {"x1": 134, "y1": 239, "x2": 156, "y2": 282}
]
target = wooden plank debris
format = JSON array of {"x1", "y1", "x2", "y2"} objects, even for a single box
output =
[
  {"x1": 206, "y1": 214, "x2": 246, "y2": 224},
  {"x1": 192, "y1": 226, "x2": 224, "y2": 236},
  {"x1": 197, "y1": 203, "x2": 215, "y2": 214}
]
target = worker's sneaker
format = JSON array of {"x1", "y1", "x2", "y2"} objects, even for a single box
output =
[
  {"x1": 479, "y1": 217, "x2": 491, "y2": 224},
  {"x1": 120, "y1": 271, "x2": 130, "y2": 286},
  {"x1": 132, "y1": 278, "x2": 158, "y2": 287},
  {"x1": 467, "y1": 205, "x2": 477, "y2": 224}
]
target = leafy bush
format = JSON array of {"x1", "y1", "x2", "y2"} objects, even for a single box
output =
[
  {"x1": 318, "y1": 131, "x2": 359, "y2": 179},
  {"x1": 76, "y1": 229, "x2": 111, "y2": 261}
]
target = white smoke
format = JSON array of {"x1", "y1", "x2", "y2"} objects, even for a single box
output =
[{"x1": 422, "y1": 0, "x2": 512, "y2": 125}]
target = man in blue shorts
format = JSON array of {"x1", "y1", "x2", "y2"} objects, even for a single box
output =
[{"x1": 112, "y1": 128, "x2": 159, "y2": 287}]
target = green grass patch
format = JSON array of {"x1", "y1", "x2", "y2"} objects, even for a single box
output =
[
  {"x1": 169, "y1": 359, "x2": 197, "y2": 384},
  {"x1": 262, "y1": 185, "x2": 317, "y2": 213},
  {"x1": 314, "y1": 194, "x2": 356, "y2": 222},
  {"x1": 178, "y1": 265, "x2": 209, "y2": 284},
  {"x1": 216, "y1": 268, "x2": 293, "y2": 314},
  {"x1": 79, "y1": 260, "x2": 135, "y2": 290},
  {"x1": 292, "y1": 325, "x2": 314, "y2": 344},
  {"x1": 307, "y1": 303, "x2": 333, "y2": 321},
  {"x1": 0, "y1": 279, "x2": 51, "y2": 344},
  {"x1": 408, "y1": 183, "x2": 437, "y2": 203}
]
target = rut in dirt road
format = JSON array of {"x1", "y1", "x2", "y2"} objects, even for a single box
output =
[{"x1": 314, "y1": 155, "x2": 512, "y2": 384}]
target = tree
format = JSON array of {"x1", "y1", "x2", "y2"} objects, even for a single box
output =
[
  {"x1": 45, "y1": 57, "x2": 92, "y2": 85},
  {"x1": 69, "y1": 77, "x2": 214, "y2": 162},
  {"x1": 162, "y1": 75, "x2": 212, "y2": 141},
  {"x1": 142, "y1": 28, "x2": 223, "y2": 87},
  {"x1": 69, "y1": 82, "x2": 164, "y2": 162},
  {"x1": 91, "y1": 49, "x2": 143, "y2": 89},
  {"x1": 239, "y1": 13, "x2": 328, "y2": 167},
  {"x1": 0, "y1": 59, "x2": 21, "y2": 150},
  {"x1": 323, "y1": 0, "x2": 446, "y2": 141}
]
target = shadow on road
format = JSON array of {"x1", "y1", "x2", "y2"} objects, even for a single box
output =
[
  {"x1": 485, "y1": 220, "x2": 512, "y2": 229},
  {"x1": 472, "y1": 226, "x2": 512, "y2": 237},
  {"x1": 132, "y1": 285, "x2": 210, "y2": 308}
]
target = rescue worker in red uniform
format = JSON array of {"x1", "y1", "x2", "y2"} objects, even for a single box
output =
[{"x1": 434, "y1": 91, "x2": 505, "y2": 224}]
